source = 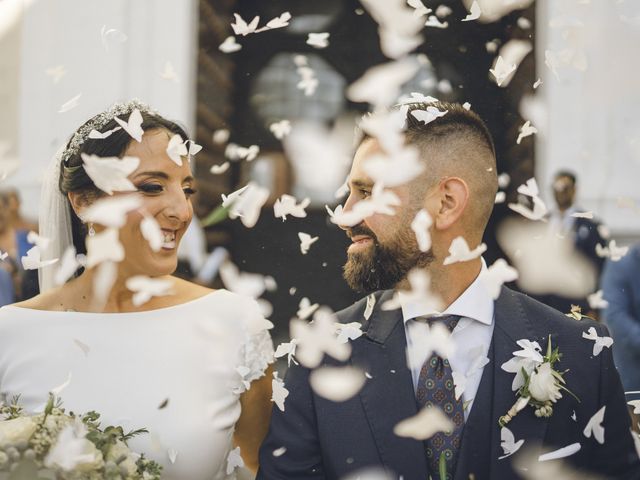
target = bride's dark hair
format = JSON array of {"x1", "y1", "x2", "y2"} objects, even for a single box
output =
[{"x1": 59, "y1": 108, "x2": 189, "y2": 256}]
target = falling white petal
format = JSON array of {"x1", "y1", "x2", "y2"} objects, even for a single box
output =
[
  {"x1": 582, "y1": 328, "x2": 613, "y2": 357},
  {"x1": 298, "y1": 232, "x2": 319, "y2": 255},
  {"x1": 231, "y1": 13, "x2": 259, "y2": 36},
  {"x1": 59, "y1": 93, "x2": 82, "y2": 113},
  {"x1": 479, "y1": 258, "x2": 518, "y2": 299},
  {"x1": 462, "y1": 0, "x2": 481, "y2": 21},
  {"x1": 443, "y1": 237, "x2": 487, "y2": 265},
  {"x1": 86, "y1": 228, "x2": 124, "y2": 269},
  {"x1": 45, "y1": 65, "x2": 66, "y2": 84},
  {"x1": 290, "y1": 307, "x2": 351, "y2": 368},
  {"x1": 272, "y1": 371, "x2": 289, "y2": 411},
  {"x1": 587, "y1": 290, "x2": 609, "y2": 310},
  {"x1": 140, "y1": 215, "x2": 163, "y2": 252},
  {"x1": 212, "y1": 129, "x2": 230, "y2": 144},
  {"x1": 226, "y1": 446, "x2": 244, "y2": 474},
  {"x1": 54, "y1": 246, "x2": 80, "y2": 285},
  {"x1": 83, "y1": 195, "x2": 142, "y2": 229},
  {"x1": 411, "y1": 209, "x2": 433, "y2": 252},
  {"x1": 21, "y1": 246, "x2": 58, "y2": 270},
  {"x1": 50, "y1": 372, "x2": 72, "y2": 396},
  {"x1": 81, "y1": 153, "x2": 139, "y2": 195},
  {"x1": 160, "y1": 61, "x2": 179, "y2": 82},
  {"x1": 307, "y1": 32, "x2": 330, "y2": 49},
  {"x1": 335, "y1": 322, "x2": 364, "y2": 343},
  {"x1": 516, "y1": 120, "x2": 537, "y2": 145},
  {"x1": 499, "y1": 426, "x2": 525, "y2": 459},
  {"x1": 490, "y1": 56, "x2": 516, "y2": 87},
  {"x1": 309, "y1": 366, "x2": 366, "y2": 402},
  {"x1": 219, "y1": 35, "x2": 242, "y2": 53},
  {"x1": 100, "y1": 25, "x2": 127, "y2": 51},
  {"x1": 210, "y1": 162, "x2": 230, "y2": 175},
  {"x1": 166, "y1": 134, "x2": 188, "y2": 166},
  {"x1": 113, "y1": 108, "x2": 144, "y2": 143},
  {"x1": 538, "y1": 443, "x2": 581, "y2": 462},
  {"x1": 126, "y1": 275, "x2": 174, "y2": 307},
  {"x1": 88, "y1": 126, "x2": 122, "y2": 139},
  {"x1": 394, "y1": 406, "x2": 454, "y2": 440},
  {"x1": 274, "y1": 194, "x2": 310, "y2": 221}
]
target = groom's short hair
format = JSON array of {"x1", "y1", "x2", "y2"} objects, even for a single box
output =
[{"x1": 358, "y1": 101, "x2": 499, "y2": 235}]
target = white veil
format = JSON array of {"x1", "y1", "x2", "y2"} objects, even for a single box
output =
[{"x1": 38, "y1": 146, "x2": 73, "y2": 294}]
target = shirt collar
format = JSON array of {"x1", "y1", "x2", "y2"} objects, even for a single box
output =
[{"x1": 400, "y1": 258, "x2": 494, "y2": 326}]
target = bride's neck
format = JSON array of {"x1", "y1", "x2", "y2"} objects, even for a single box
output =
[{"x1": 70, "y1": 266, "x2": 146, "y2": 313}]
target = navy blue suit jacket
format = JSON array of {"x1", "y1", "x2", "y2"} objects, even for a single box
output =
[{"x1": 258, "y1": 287, "x2": 639, "y2": 479}]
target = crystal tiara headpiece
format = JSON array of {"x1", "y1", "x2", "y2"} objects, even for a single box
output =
[{"x1": 60, "y1": 99, "x2": 156, "y2": 165}]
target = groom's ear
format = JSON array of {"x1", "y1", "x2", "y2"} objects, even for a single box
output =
[{"x1": 431, "y1": 176, "x2": 469, "y2": 231}]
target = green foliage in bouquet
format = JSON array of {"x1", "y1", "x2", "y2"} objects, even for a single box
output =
[{"x1": 0, "y1": 394, "x2": 162, "y2": 480}]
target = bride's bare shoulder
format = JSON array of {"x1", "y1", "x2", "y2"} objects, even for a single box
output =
[
  {"x1": 171, "y1": 277, "x2": 216, "y2": 301},
  {"x1": 10, "y1": 286, "x2": 74, "y2": 311}
]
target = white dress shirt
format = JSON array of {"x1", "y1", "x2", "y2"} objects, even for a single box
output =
[{"x1": 401, "y1": 260, "x2": 495, "y2": 419}]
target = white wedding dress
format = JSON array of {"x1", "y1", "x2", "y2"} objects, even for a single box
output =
[{"x1": 0, "y1": 289, "x2": 274, "y2": 480}]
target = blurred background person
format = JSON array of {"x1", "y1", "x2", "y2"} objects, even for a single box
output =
[
  {"x1": 537, "y1": 170, "x2": 607, "y2": 316},
  {"x1": 0, "y1": 189, "x2": 39, "y2": 300}
]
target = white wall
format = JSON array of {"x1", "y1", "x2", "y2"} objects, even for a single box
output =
[
  {"x1": 0, "y1": 0, "x2": 199, "y2": 221},
  {"x1": 534, "y1": 1, "x2": 640, "y2": 240}
]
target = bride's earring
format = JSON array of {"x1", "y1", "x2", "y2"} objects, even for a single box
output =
[{"x1": 88, "y1": 223, "x2": 96, "y2": 237}]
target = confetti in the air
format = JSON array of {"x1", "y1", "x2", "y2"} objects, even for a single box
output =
[
  {"x1": 411, "y1": 105, "x2": 448, "y2": 125},
  {"x1": 490, "y1": 56, "x2": 516, "y2": 87},
  {"x1": 222, "y1": 182, "x2": 270, "y2": 228},
  {"x1": 382, "y1": 268, "x2": 443, "y2": 315},
  {"x1": 411, "y1": 209, "x2": 433, "y2": 252},
  {"x1": 21, "y1": 246, "x2": 58, "y2": 270},
  {"x1": 348, "y1": 57, "x2": 420, "y2": 109},
  {"x1": 100, "y1": 25, "x2": 127, "y2": 51},
  {"x1": 298, "y1": 232, "x2": 319, "y2": 255},
  {"x1": 126, "y1": 276, "x2": 174, "y2": 307},
  {"x1": 219, "y1": 36, "x2": 242, "y2": 53},
  {"x1": 309, "y1": 366, "x2": 366, "y2": 402},
  {"x1": 269, "y1": 120, "x2": 292, "y2": 140},
  {"x1": 335, "y1": 322, "x2": 364, "y2": 344},
  {"x1": 54, "y1": 246, "x2": 80, "y2": 286},
  {"x1": 212, "y1": 129, "x2": 230, "y2": 144},
  {"x1": 290, "y1": 307, "x2": 351, "y2": 368},
  {"x1": 499, "y1": 426, "x2": 525, "y2": 459},
  {"x1": 272, "y1": 371, "x2": 289, "y2": 411},
  {"x1": 274, "y1": 340, "x2": 298, "y2": 366},
  {"x1": 461, "y1": 1, "x2": 482, "y2": 22},
  {"x1": 86, "y1": 228, "x2": 125, "y2": 269},
  {"x1": 50, "y1": 372, "x2": 72, "y2": 397},
  {"x1": 274, "y1": 194, "x2": 310, "y2": 221},
  {"x1": 59, "y1": 94, "x2": 82, "y2": 113},
  {"x1": 226, "y1": 447, "x2": 244, "y2": 475},
  {"x1": 583, "y1": 406, "x2": 606, "y2": 444},
  {"x1": 538, "y1": 443, "x2": 581, "y2": 462},
  {"x1": 425, "y1": 15, "x2": 448, "y2": 29},
  {"x1": 330, "y1": 182, "x2": 401, "y2": 227},
  {"x1": 443, "y1": 237, "x2": 487, "y2": 266},
  {"x1": 393, "y1": 406, "x2": 454, "y2": 440},
  {"x1": 225, "y1": 143, "x2": 260, "y2": 162},
  {"x1": 533, "y1": 78, "x2": 543, "y2": 89},
  {"x1": 45, "y1": 65, "x2": 66, "y2": 84},
  {"x1": 160, "y1": 61, "x2": 178, "y2": 82},
  {"x1": 81, "y1": 154, "x2": 139, "y2": 195},
  {"x1": 479, "y1": 258, "x2": 518, "y2": 299},
  {"x1": 587, "y1": 290, "x2": 609, "y2": 310},
  {"x1": 210, "y1": 162, "x2": 230, "y2": 175},
  {"x1": 582, "y1": 328, "x2": 613, "y2": 357},
  {"x1": 88, "y1": 126, "x2": 122, "y2": 140},
  {"x1": 596, "y1": 240, "x2": 628, "y2": 262},
  {"x1": 307, "y1": 32, "x2": 330, "y2": 49},
  {"x1": 166, "y1": 134, "x2": 188, "y2": 166},
  {"x1": 114, "y1": 108, "x2": 144, "y2": 143},
  {"x1": 83, "y1": 195, "x2": 142, "y2": 229},
  {"x1": 140, "y1": 214, "x2": 163, "y2": 252},
  {"x1": 516, "y1": 121, "x2": 538, "y2": 144}
]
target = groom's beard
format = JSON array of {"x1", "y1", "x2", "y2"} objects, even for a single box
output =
[{"x1": 343, "y1": 225, "x2": 435, "y2": 293}]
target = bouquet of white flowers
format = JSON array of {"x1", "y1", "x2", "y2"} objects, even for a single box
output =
[{"x1": 0, "y1": 394, "x2": 162, "y2": 480}]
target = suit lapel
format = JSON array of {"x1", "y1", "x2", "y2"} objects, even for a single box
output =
[
  {"x1": 489, "y1": 287, "x2": 551, "y2": 478},
  {"x1": 352, "y1": 290, "x2": 429, "y2": 479}
]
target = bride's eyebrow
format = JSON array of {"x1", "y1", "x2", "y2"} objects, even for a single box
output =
[{"x1": 133, "y1": 171, "x2": 194, "y2": 183}]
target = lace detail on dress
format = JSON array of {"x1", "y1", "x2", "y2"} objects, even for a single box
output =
[{"x1": 240, "y1": 328, "x2": 274, "y2": 385}]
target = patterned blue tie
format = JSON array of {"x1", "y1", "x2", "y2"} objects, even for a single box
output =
[{"x1": 415, "y1": 315, "x2": 464, "y2": 480}]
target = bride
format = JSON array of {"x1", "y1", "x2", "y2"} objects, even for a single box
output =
[{"x1": 0, "y1": 101, "x2": 274, "y2": 479}]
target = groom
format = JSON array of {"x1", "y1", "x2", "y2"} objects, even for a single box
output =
[{"x1": 258, "y1": 102, "x2": 639, "y2": 479}]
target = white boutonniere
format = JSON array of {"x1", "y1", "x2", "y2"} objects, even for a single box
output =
[{"x1": 499, "y1": 336, "x2": 578, "y2": 427}]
